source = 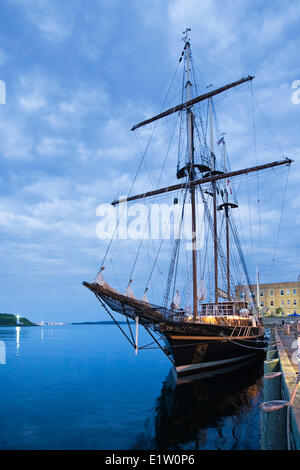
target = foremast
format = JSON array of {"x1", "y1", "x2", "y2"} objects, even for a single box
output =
[{"x1": 183, "y1": 31, "x2": 198, "y2": 319}]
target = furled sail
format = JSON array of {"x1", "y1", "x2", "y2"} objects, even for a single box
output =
[
  {"x1": 93, "y1": 269, "x2": 119, "y2": 294},
  {"x1": 217, "y1": 287, "x2": 229, "y2": 300},
  {"x1": 171, "y1": 290, "x2": 181, "y2": 309},
  {"x1": 94, "y1": 270, "x2": 105, "y2": 286},
  {"x1": 240, "y1": 308, "x2": 250, "y2": 316},
  {"x1": 142, "y1": 289, "x2": 149, "y2": 304},
  {"x1": 125, "y1": 280, "x2": 136, "y2": 299},
  {"x1": 197, "y1": 279, "x2": 207, "y2": 301}
]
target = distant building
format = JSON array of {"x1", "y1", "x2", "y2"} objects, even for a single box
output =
[{"x1": 235, "y1": 276, "x2": 300, "y2": 317}]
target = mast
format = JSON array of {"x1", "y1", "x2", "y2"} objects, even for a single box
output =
[
  {"x1": 256, "y1": 267, "x2": 260, "y2": 315},
  {"x1": 223, "y1": 140, "x2": 230, "y2": 299},
  {"x1": 184, "y1": 31, "x2": 198, "y2": 318},
  {"x1": 225, "y1": 192, "x2": 230, "y2": 298},
  {"x1": 209, "y1": 98, "x2": 218, "y2": 306},
  {"x1": 217, "y1": 138, "x2": 238, "y2": 300},
  {"x1": 112, "y1": 158, "x2": 293, "y2": 206},
  {"x1": 223, "y1": 190, "x2": 234, "y2": 299},
  {"x1": 131, "y1": 75, "x2": 254, "y2": 131}
]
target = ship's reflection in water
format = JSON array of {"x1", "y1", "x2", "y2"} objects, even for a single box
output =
[{"x1": 138, "y1": 357, "x2": 264, "y2": 450}]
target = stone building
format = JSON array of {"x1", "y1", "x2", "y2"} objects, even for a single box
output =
[{"x1": 235, "y1": 277, "x2": 300, "y2": 316}]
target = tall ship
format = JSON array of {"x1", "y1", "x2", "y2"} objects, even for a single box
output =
[{"x1": 83, "y1": 29, "x2": 292, "y2": 376}]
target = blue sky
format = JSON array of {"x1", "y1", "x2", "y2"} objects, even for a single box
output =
[{"x1": 0, "y1": 0, "x2": 300, "y2": 323}]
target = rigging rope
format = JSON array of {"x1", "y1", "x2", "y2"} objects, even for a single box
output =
[
  {"x1": 128, "y1": 117, "x2": 179, "y2": 285},
  {"x1": 250, "y1": 82, "x2": 263, "y2": 272},
  {"x1": 269, "y1": 165, "x2": 290, "y2": 282},
  {"x1": 163, "y1": 187, "x2": 188, "y2": 308},
  {"x1": 100, "y1": 58, "x2": 181, "y2": 271}
]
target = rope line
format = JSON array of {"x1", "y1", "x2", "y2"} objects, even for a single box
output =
[
  {"x1": 269, "y1": 165, "x2": 290, "y2": 282},
  {"x1": 100, "y1": 58, "x2": 181, "y2": 270}
]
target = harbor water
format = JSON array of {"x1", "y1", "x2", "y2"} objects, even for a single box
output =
[{"x1": 0, "y1": 324, "x2": 264, "y2": 450}]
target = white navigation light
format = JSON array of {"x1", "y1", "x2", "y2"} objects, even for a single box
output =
[
  {"x1": 16, "y1": 326, "x2": 20, "y2": 356},
  {"x1": 0, "y1": 341, "x2": 6, "y2": 364}
]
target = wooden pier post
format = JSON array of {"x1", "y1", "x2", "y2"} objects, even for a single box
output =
[
  {"x1": 266, "y1": 348, "x2": 278, "y2": 360},
  {"x1": 264, "y1": 358, "x2": 280, "y2": 374},
  {"x1": 260, "y1": 400, "x2": 288, "y2": 450},
  {"x1": 263, "y1": 372, "x2": 282, "y2": 401},
  {"x1": 283, "y1": 324, "x2": 290, "y2": 335}
]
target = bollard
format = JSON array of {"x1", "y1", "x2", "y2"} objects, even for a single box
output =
[
  {"x1": 260, "y1": 400, "x2": 288, "y2": 450},
  {"x1": 264, "y1": 358, "x2": 280, "y2": 373},
  {"x1": 266, "y1": 348, "x2": 278, "y2": 360},
  {"x1": 283, "y1": 324, "x2": 290, "y2": 335},
  {"x1": 263, "y1": 372, "x2": 282, "y2": 401}
]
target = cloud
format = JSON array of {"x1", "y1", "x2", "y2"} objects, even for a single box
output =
[
  {"x1": 17, "y1": 70, "x2": 56, "y2": 111},
  {"x1": 19, "y1": 91, "x2": 46, "y2": 111},
  {"x1": 1, "y1": 0, "x2": 300, "y2": 321},
  {"x1": 10, "y1": 0, "x2": 74, "y2": 43},
  {"x1": 36, "y1": 137, "x2": 68, "y2": 156},
  {"x1": 0, "y1": 48, "x2": 7, "y2": 66},
  {"x1": 0, "y1": 116, "x2": 33, "y2": 160},
  {"x1": 167, "y1": 0, "x2": 236, "y2": 55}
]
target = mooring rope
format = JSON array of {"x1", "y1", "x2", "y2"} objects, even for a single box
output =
[{"x1": 225, "y1": 336, "x2": 267, "y2": 351}]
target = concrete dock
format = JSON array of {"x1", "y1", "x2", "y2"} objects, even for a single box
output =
[
  {"x1": 274, "y1": 325, "x2": 300, "y2": 449},
  {"x1": 277, "y1": 328, "x2": 298, "y2": 373}
]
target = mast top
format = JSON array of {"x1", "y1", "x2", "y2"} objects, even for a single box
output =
[
  {"x1": 131, "y1": 75, "x2": 254, "y2": 131},
  {"x1": 182, "y1": 27, "x2": 191, "y2": 44}
]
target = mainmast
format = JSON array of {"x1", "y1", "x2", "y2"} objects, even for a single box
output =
[
  {"x1": 209, "y1": 98, "x2": 218, "y2": 306},
  {"x1": 184, "y1": 29, "x2": 198, "y2": 318}
]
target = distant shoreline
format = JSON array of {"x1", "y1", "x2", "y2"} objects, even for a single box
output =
[
  {"x1": 0, "y1": 313, "x2": 36, "y2": 327},
  {"x1": 72, "y1": 320, "x2": 134, "y2": 325}
]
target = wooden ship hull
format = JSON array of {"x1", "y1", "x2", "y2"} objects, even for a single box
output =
[
  {"x1": 161, "y1": 327, "x2": 265, "y2": 375},
  {"x1": 83, "y1": 282, "x2": 265, "y2": 376}
]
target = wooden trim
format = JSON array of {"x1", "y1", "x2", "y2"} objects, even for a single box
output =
[{"x1": 169, "y1": 334, "x2": 264, "y2": 341}]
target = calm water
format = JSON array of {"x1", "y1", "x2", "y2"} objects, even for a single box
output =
[{"x1": 0, "y1": 325, "x2": 264, "y2": 450}]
